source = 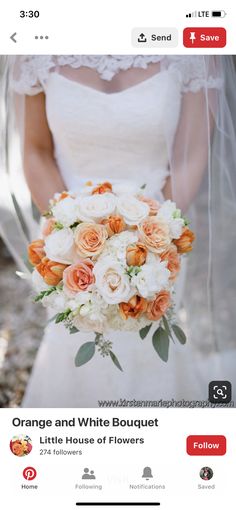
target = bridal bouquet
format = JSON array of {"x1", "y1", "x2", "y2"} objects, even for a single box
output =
[{"x1": 28, "y1": 181, "x2": 195, "y2": 370}]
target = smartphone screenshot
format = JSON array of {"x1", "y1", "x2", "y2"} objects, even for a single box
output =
[{"x1": 0, "y1": 1, "x2": 235, "y2": 508}]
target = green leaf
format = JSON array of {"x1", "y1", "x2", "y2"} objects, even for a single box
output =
[
  {"x1": 152, "y1": 326, "x2": 170, "y2": 362},
  {"x1": 162, "y1": 315, "x2": 173, "y2": 340},
  {"x1": 139, "y1": 323, "x2": 152, "y2": 340},
  {"x1": 55, "y1": 309, "x2": 71, "y2": 323},
  {"x1": 140, "y1": 183, "x2": 147, "y2": 190},
  {"x1": 69, "y1": 326, "x2": 80, "y2": 334},
  {"x1": 54, "y1": 222, "x2": 64, "y2": 230},
  {"x1": 75, "y1": 342, "x2": 96, "y2": 367},
  {"x1": 172, "y1": 324, "x2": 187, "y2": 345},
  {"x1": 34, "y1": 286, "x2": 57, "y2": 302},
  {"x1": 109, "y1": 350, "x2": 123, "y2": 371}
]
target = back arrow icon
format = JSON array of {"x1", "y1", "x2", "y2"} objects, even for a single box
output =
[{"x1": 10, "y1": 32, "x2": 17, "y2": 43}]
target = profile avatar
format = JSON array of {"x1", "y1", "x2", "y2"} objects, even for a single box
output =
[{"x1": 10, "y1": 435, "x2": 32, "y2": 457}]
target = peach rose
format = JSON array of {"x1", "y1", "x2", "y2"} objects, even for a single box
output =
[
  {"x1": 12, "y1": 442, "x2": 24, "y2": 456},
  {"x1": 160, "y1": 245, "x2": 181, "y2": 281},
  {"x1": 101, "y1": 215, "x2": 126, "y2": 237},
  {"x1": 36, "y1": 257, "x2": 68, "y2": 286},
  {"x1": 119, "y1": 295, "x2": 147, "y2": 320},
  {"x1": 42, "y1": 218, "x2": 57, "y2": 237},
  {"x1": 146, "y1": 290, "x2": 171, "y2": 321},
  {"x1": 139, "y1": 217, "x2": 171, "y2": 254},
  {"x1": 28, "y1": 239, "x2": 45, "y2": 266},
  {"x1": 174, "y1": 227, "x2": 195, "y2": 254},
  {"x1": 126, "y1": 243, "x2": 147, "y2": 266},
  {"x1": 138, "y1": 195, "x2": 160, "y2": 216},
  {"x1": 74, "y1": 223, "x2": 108, "y2": 258},
  {"x1": 92, "y1": 181, "x2": 113, "y2": 194},
  {"x1": 63, "y1": 260, "x2": 95, "y2": 293}
]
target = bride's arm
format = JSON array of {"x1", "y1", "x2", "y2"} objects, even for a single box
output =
[
  {"x1": 163, "y1": 89, "x2": 215, "y2": 212},
  {"x1": 24, "y1": 93, "x2": 66, "y2": 212}
]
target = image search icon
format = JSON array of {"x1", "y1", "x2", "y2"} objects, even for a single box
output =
[{"x1": 208, "y1": 381, "x2": 232, "y2": 403}]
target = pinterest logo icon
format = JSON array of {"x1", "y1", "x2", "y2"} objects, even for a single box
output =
[{"x1": 23, "y1": 467, "x2": 37, "y2": 481}]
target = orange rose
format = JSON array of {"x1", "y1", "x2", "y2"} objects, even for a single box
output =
[
  {"x1": 63, "y1": 260, "x2": 95, "y2": 293},
  {"x1": 57, "y1": 191, "x2": 71, "y2": 201},
  {"x1": 126, "y1": 243, "x2": 147, "y2": 266},
  {"x1": 119, "y1": 295, "x2": 147, "y2": 320},
  {"x1": 160, "y1": 245, "x2": 181, "y2": 281},
  {"x1": 92, "y1": 181, "x2": 113, "y2": 195},
  {"x1": 12, "y1": 442, "x2": 24, "y2": 456},
  {"x1": 101, "y1": 215, "x2": 126, "y2": 237},
  {"x1": 146, "y1": 290, "x2": 171, "y2": 321},
  {"x1": 74, "y1": 223, "x2": 108, "y2": 258},
  {"x1": 36, "y1": 257, "x2": 68, "y2": 286},
  {"x1": 28, "y1": 239, "x2": 45, "y2": 266},
  {"x1": 138, "y1": 195, "x2": 160, "y2": 216},
  {"x1": 42, "y1": 218, "x2": 57, "y2": 237},
  {"x1": 174, "y1": 227, "x2": 195, "y2": 254},
  {"x1": 139, "y1": 217, "x2": 171, "y2": 254}
]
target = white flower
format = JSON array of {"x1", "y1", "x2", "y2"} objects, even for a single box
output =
[
  {"x1": 52, "y1": 197, "x2": 79, "y2": 227},
  {"x1": 44, "y1": 228, "x2": 75, "y2": 264},
  {"x1": 77, "y1": 193, "x2": 117, "y2": 222},
  {"x1": 112, "y1": 181, "x2": 141, "y2": 196},
  {"x1": 132, "y1": 259, "x2": 170, "y2": 299},
  {"x1": 100, "y1": 230, "x2": 139, "y2": 264},
  {"x1": 116, "y1": 195, "x2": 149, "y2": 225},
  {"x1": 157, "y1": 200, "x2": 184, "y2": 239},
  {"x1": 43, "y1": 292, "x2": 68, "y2": 310},
  {"x1": 32, "y1": 269, "x2": 50, "y2": 293},
  {"x1": 93, "y1": 256, "x2": 133, "y2": 304}
]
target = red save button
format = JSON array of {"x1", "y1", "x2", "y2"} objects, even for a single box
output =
[
  {"x1": 183, "y1": 27, "x2": 226, "y2": 47},
  {"x1": 187, "y1": 435, "x2": 226, "y2": 455}
]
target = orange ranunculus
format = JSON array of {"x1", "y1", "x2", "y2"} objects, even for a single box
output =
[
  {"x1": 28, "y1": 239, "x2": 45, "y2": 266},
  {"x1": 42, "y1": 218, "x2": 57, "y2": 237},
  {"x1": 12, "y1": 442, "x2": 24, "y2": 456},
  {"x1": 36, "y1": 257, "x2": 68, "y2": 286},
  {"x1": 146, "y1": 290, "x2": 171, "y2": 321},
  {"x1": 63, "y1": 260, "x2": 95, "y2": 293},
  {"x1": 92, "y1": 181, "x2": 113, "y2": 195},
  {"x1": 101, "y1": 215, "x2": 126, "y2": 237},
  {"x1": 160, "y1": 245, "x2": 181, "y2": 281},
  {"x1": 57, "y1": 191, "x2": 71, "y2": 201},
  {"x1": 126, "y1": 243, "x2": 147, "y2": 267},
  {"x1": 139, "y1": 217, "x2": 171, "y2": 254},
  {"x1": 74, "y1": 223, "x2": 108, "y2": 258},
  {"x1": 137, "y1": 195, "x2": 160, "y2": 216},
  {"x1": 119, "y1": 295, "x2": 147, "y2": 320},
  {"x1": 174, "y1": 227, "x2": 195, "y2": 254}
]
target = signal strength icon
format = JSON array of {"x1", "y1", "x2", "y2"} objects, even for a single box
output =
[{"x1": 186, "y1": 11, "x2": 198, "y2": 18}]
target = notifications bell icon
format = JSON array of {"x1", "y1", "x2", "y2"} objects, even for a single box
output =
[{"x1": 142, "y1": 466, "x2": 153, "y2": 480}]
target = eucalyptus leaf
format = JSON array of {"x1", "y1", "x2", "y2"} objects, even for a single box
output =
[
  {"x1": 139, "y1": 323, "x2": 152, "y2": 340},
  {"x1": 69, "y1": 326, "x2": 80, "y2": 334},
  {"x1": 162, "y1": 316, "x2": 173, "y2": 340},
  {"x1": 109, "y1": 350, "x2": 123, "y2": 371},
  {"x1": 152, "y1": 326, "x2": 169, "y2": 362},
  {"x1": 75, "y1": 341, "x2": 96, "y2": 367},
  {"x1": 172, "y1": 324, "x2": 187, "y2": 345}
]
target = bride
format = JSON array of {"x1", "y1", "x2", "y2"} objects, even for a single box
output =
[{"x1": 3, "y1": 55, "x2": 236, "y2": 407}]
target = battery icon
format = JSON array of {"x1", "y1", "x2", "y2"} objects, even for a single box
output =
[{"x1": 211, "y1": 10, "x2": 227, "y2": 17}]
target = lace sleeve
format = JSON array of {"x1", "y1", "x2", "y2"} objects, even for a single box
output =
[
  {"x1": 10, "y1": 56, "x2": 55, "y2": 95},
  {"x1": 166, "y1": 56, "x2": 223, "y2": 93}
]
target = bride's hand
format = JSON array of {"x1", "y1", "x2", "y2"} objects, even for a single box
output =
[{"x1": 24, "y1": 93, "x2": 66, "y2": 212}]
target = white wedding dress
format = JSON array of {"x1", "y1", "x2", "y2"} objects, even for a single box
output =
[{"x1": 11, "y1": 55, "x2": 236, "y2": 407}]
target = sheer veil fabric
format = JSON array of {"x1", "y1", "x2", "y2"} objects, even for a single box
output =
[{"x1": 0, "y1": 55, "x2": 236, "y2": 405}]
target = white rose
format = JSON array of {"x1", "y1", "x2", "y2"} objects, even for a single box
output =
[
  {"x1": 52, "y1": 197, "x2": 79, "y2": 227},
  {"x1": 112, "y1": 181, "x2": 141, "y2": 196},
  {"x1": 32, "y1": 269, "x2": 50, "y2": 292},
  {"x1": 94, "y1": 256, "x2": 132, "y2": 304},
  {"x1": 158, "y1": 200, "x2": 184, "y2": 239},
  {"x1": 116, "y1": 195, "x2": 149, "y2": 225},
  {"x1": 77, "y1": 193, "x2": 117, "y2": 222},
  {"x1": 45, "y1": 228, "x2": 75, "y2": 264},
  {"x1": 133, "y1": 260, "x2": 170, "y2": 299}
]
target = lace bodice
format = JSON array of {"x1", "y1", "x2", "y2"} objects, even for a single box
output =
[{"x1": 10, "y1": 55, "x2": 223, "y2": 194}]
